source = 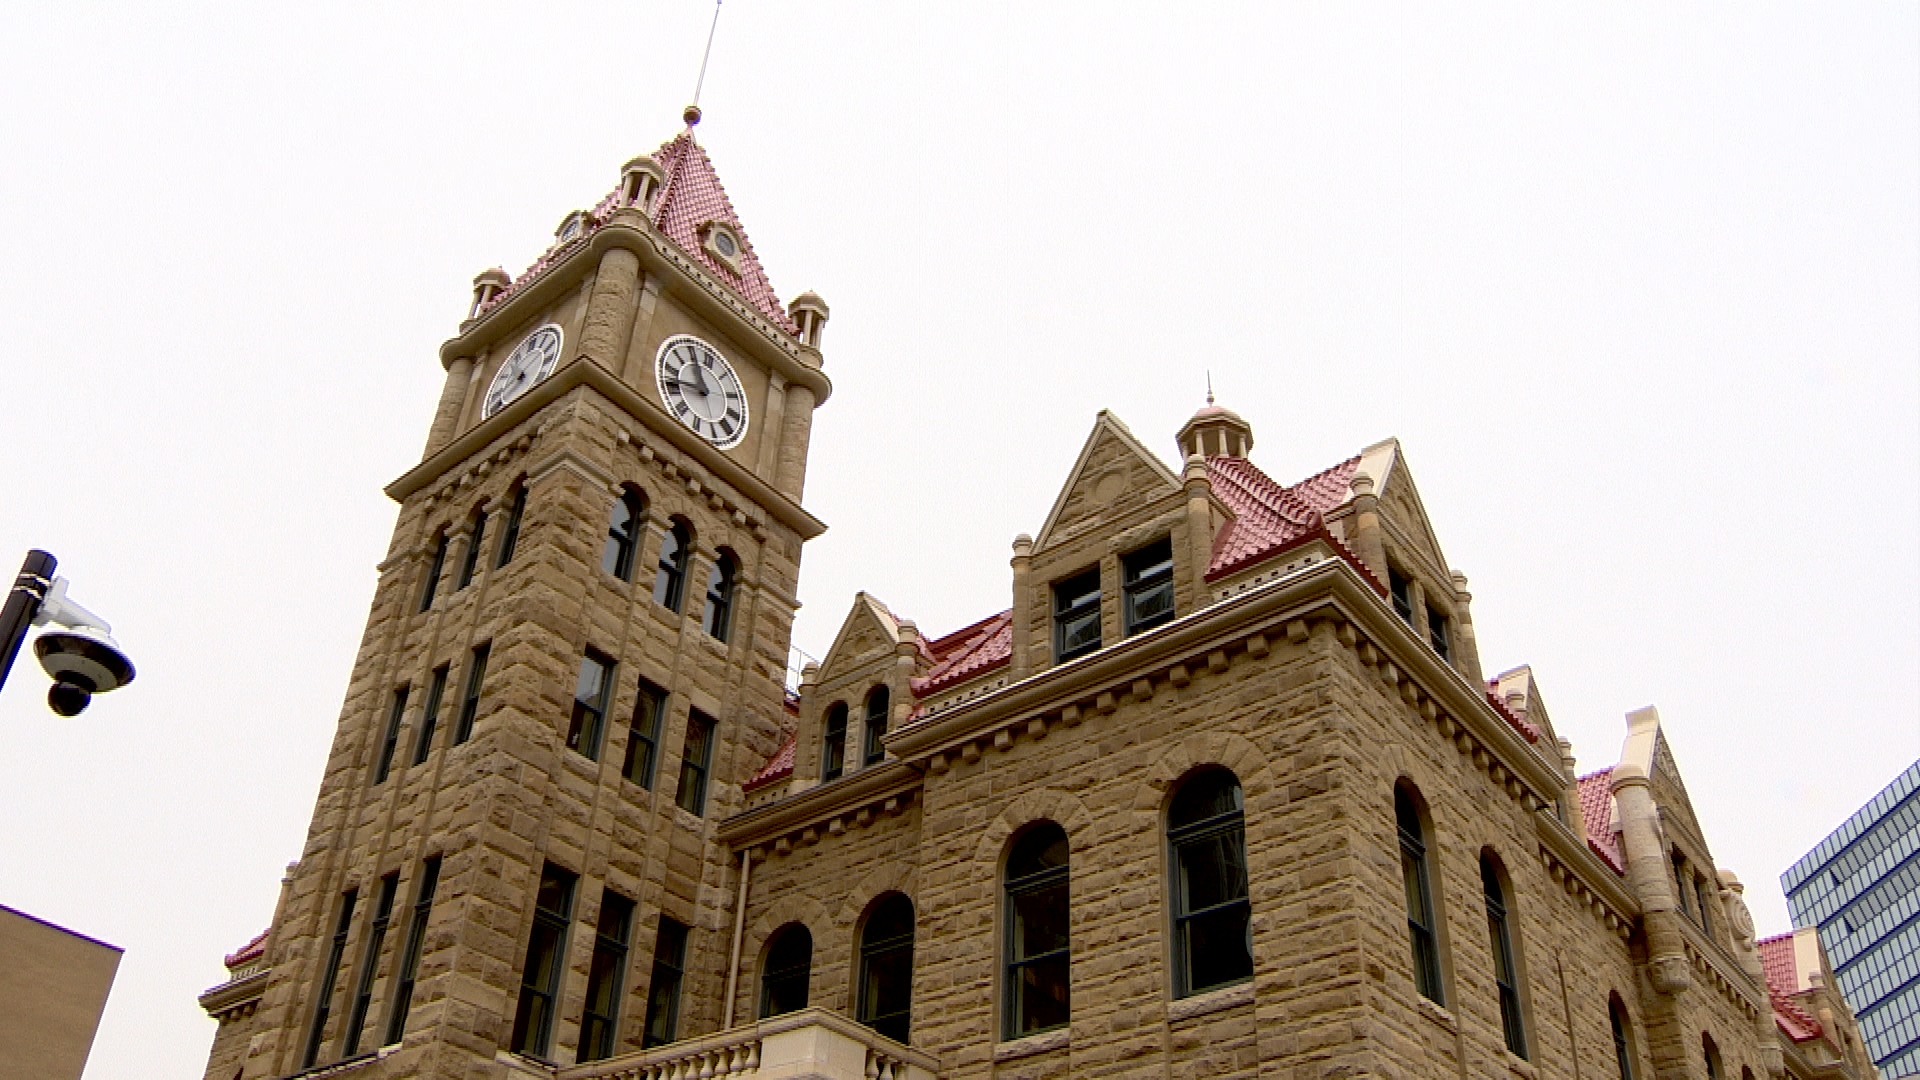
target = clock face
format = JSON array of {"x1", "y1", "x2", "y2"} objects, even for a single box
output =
[
  {"x1": 481, "y1": 324, "x2": 564, "y2": 419},
  {"x1": 656, "y1": 335, "x2": 749, "y2": 448}
]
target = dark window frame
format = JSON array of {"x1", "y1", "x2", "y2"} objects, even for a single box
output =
[
  {"x1": 1398, "y1": 784, "x2": 1445, "y2": 1005},
  {"x1": 456, "y1": 509, "x2": 488, "y2": 590},
  {"x1": 1429, "y1": 612, "x2": 1451, "y2": 660},
  {"x1": 510, "y1": 863, "x2": 578, "y2": 1059},
  {"x1": 759, "y1": 923, "x2": 813, "y2": 1019},
  {"x1": 1389, "y1": 567, "x2": 1413, "y2": 623},
  {"x1": 1052, "y1": 567, "x2": 1103, "y2": 663},
  {"x1": 857, "y1": 893, "x2": 915, "y2": 1045},
  {"x1": 1611, "y1": 997, "x2": 1638, "y2": 1080},
  {"x1": 821, "y1": 703, "x2": 848, "y2": 783},
  {"x1": 641, "y1": 918, "x2": 690, "y2": 1049},
  {"x1": 1168, "y1": 770, "x2": 1253, "y2": 998},
  {"x1": 303, "y1": 889, "x2": 358, "y2": 1069},
  {"x1": 374, "y1": 685, "x2": 409, "y2": 786},
  {"x1": 863, "y1": 685, "x2": 890, "y2": 766},
  {"x1": 567, "y1": 649, "x2": 616, "y2": 761},
  {"x1": 343, "y1": 873, "x2": 399, "y2": 1056},
  {"x1": 383, "y1": 856, "x2": 440, "y2": 1046},
  {"x1": 622, "y1": 680, "x2": 665, "y2": 789},
  {"x1": 495, "y1": 485, "x2": 526, "y2": 569},
  {"x1": 1121, "y1": 537, "x2": 1176, "y2": 636},
  {"x1": 653, "y1": 521, "x2": 692, "y2": 612},
  {"x1": 577, "y1": 890, "x2": 635, "y2": 1063},
  {"x1": 702, "y1": 552, "x2": 736, "y2": 641},
  {"x1": 676, "y1": 709, "x2": 713, "y2": 816},
  {"x1": 412, "y1": 665, "x2": 449, "y2": 766},
  {"x1": 603, "y1": 492, "x2": 645, "y2": 582},
  {"x1": 419, "y1": 532, "x2": 450, "y2": 612},
  {"x1": 1003, "y1": 823, "x2": 1070, "y2": 1039},
  {"x1": 1482, "y1": 854, "x2": 1527, "y2": 1059},
  {"x1": 453, "y1": 643, "x2": 489, "y2": 745}
]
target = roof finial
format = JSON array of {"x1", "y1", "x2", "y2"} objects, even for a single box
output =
[
  {"x1": 1206, "y1": 370, "x2": 1214, "y2": 406},
  {"x1": 685, "y1": 0, "x2": 722, "y2": 129}
]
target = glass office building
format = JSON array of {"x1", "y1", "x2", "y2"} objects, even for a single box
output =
[{"x1": 1782, "y1": 759, "x2": 1920, "y2": 1078}]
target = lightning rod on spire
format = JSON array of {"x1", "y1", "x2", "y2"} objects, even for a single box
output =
[
  {"x1": 1206, "y1": 371, "x2": 1214, "y2": 406},
  {"x1": 685, "y1": 0, "x2": 722, "y2": 128}
]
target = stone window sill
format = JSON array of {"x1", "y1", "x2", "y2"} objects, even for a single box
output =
[
  {"x1": 1168, "y1": 980, "x2": 1254, "y2": 1022},
  {"x1": 1507, "y1": 1054, "x2": 1538, "y2": 1080},
  {"x1": 1416, "y1": 995, "x2": 1457, "y2": 1034},
  {"x1": 995, "y1": 1028, "x2": 1070, "y2": 1062}
]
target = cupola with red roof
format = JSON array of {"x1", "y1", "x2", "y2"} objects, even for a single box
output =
[{"x1": 1176, "y1": 396, "x2": 1254, "y2": 459}]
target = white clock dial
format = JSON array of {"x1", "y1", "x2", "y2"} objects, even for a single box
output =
[
  {"x1": 481, "y1": 324, "x2": 564, "y2": 419},
  {"x1": 655, "y1": 335, "x2": 749, "y2": 448}
]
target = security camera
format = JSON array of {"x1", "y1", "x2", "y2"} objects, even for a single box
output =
[{"x1": 30, "y1": 577, "x2": 134, "y2": 716}]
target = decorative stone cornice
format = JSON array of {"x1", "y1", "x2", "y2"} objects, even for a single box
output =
[
  {"x1": 717, "y1": 759, "x2": 920, "y2": 854},
  {"x1": 1535, "y1": 810, "x2": 1640, "y2": 939},
  {"x1": 197, "y1": 967, "x2": 268, "y2": 1022}
]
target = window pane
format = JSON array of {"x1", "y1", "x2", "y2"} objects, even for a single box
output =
[
  {"x1": 1007, "y1": 825, "x2": 1069, "y2": 881},
  {"x1": 761, "y1": 925, "x2": 812, "y2": 1018},
  {"x1": 1170, "y1": 772, "x2": 1244, "y2": 829},
  {"x1": 1011, "y1": 880, "x2": 1070, "y2": 960},
  {"x1": 1179, "y1": 831, "x2": 1249, "y2": 912},
  {"x1": 623, "y1": 686, "x2": 662, "y2": 788},
  {"x1": 1126, "y1": 578, "x2": 1175, "y2": 632},
  {"x1": 1185, "y1": 901, "x2": 1253, "y2": 992},
  {"x1": 1015, "y1": 954, "x2": 1070, "y2": 1035}
]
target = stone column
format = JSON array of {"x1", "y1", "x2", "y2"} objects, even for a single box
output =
[
  {"x1": 756, "y1": 372, "x2": 789, "y2": 482},
  {"x1": 1557, "y1": 738, "x2": 1581, "y2": 827},
  {"x1": 423, "y1": 356, "x2": 475, "y2": 458},
  {"x1": 776, "y1": 383, "x2": 816, "y2": 500},
  {"x1": 1181, "y1": 455, "x2": 1215, "y2": 610},
  {"x1": 619, "y1": 274, "x2": 663, "y2": 388},
  {"x1": 889, "y1": 623, "x2": 919, "y2": 753},
  {"x1": 576, "y1": 247, "x2": 642, "y2": 374},
  {"x1": 1448, "y1": 571, "x2": 1485, "y2": 684},
  {"x1": 1719, "y1": 872, "x2": 1787, "y2": 1079},
  {"x1": 1348, "y1": 473, "x2": 1388, "y2": 582},
  {"x1": 1611, "y1": 762, "x2": 1691, "y2": 996},
  {"x1": 1010, "y1": 535, "x2": 1035, "y2": 677}
]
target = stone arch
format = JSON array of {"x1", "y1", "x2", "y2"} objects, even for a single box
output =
[
  {"x1": 1133, "y1": 729, "x2": 1274, "y2": 815},
  {"x1": 972, "y1": 787, "x2": 1095, "y2": 871},
  {"x1": 740, "y1": 892, "x2": 834, "y2": 1019},
  {"x1": 834, "y1": 860, "x2": 918, "y2": 933}
]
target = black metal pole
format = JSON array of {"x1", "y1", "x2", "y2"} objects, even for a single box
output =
[{"x1": 0, "y1": 550, "x2": 56, "y2": 694}]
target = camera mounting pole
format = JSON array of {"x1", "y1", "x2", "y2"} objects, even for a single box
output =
[{"x1": 0, "y1": 549, "x2": 58, "y2": 693}]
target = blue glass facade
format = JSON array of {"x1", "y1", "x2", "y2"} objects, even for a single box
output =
[{"x1": 1782, "y1": 760, "x2": 1920, "y2": 1078}]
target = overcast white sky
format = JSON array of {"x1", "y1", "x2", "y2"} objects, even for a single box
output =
[{"x1": 1, "y1": 4, "x2": 1914, "y2": 1077}]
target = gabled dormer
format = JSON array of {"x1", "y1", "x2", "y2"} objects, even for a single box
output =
[{"x1": 786, "y1": 593, "x2": 929, "y2": 794}]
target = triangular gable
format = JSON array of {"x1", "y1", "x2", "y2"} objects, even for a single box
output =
[
  {"x1": 1650, "y1": 729, "x2": 1711, "y2": 855},
  {"x1": 819, "y1": 591, "x2": 906, "y2": 677},
  {"x1": 1033, "y1": 411, "x2": 1182, "y2": 553},
  {"x1": 1361, "y1": 439, "x2": 1450, "y2": 577},
  {"x1": 646, "y1": 132, "x2": 797, "y2": 333}
]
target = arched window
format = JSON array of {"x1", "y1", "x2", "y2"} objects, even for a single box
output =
[
  {"x1": 1481, "y1": 852, "x2": 1526, "y2": 1059},
  {"x1": 1397, "y1": 782, "x2": 1444, "y2": 1004},
  {"x1": 1610, "y1": 995, "x2": 1637, "y2": 1080},
  {"x1": 495, "y1": 483, "x2": 527, "y2": 569},
  {"x1": 759, "y1": 924, "x2": 812, "y2": 1019},
  {"x1": 1003, "y1": 822, "x2": 1069, "y2": 1039},
  {"x1": 653, "y1": 520, "x2": 691, "y2": 611},
  {"x1": 1703, "y1": 1034, "x2": 1724, "y2": 1080},
  {"x1": 821, "y1": 703, "x2": 848, "y2": 782},
  {"x1": 858, "y1": 893, "x2": 914, "y2": 1044},
  {"x1": 863, "y1": 685, "x2": 890, "y2": 766},
  {"x1": 1168, "y1": 769, "x2": 1252, "y2": 997},
  {"x1": 602, "y1": 491, "x2": 646, "y2": 581},
  {"x1": 702, "y1": 551, "x2": 737, "y2": 641}
]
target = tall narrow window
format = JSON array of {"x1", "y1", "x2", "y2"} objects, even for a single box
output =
[
  {"x1": 303, "y1": 890, "x2": 358, "y2": 1069},
  {"x1": 1398, "y1": 783, "x2": 1444, "y2": 1004},
  {"x1": 1704, "y1": 1034, "x2": 1723, "y2": 1080},
  {"x1": 1003, "y1": 822, "x2": 1069, "y2": 1039},
  {"x1": 759, "y1": 923, "x2": 812, "y2": 1019},
  {"x1": 602, "y1": 493, "x2": 644, "y2": 581},
  {"x1": 374, "y1": 686, "x2": 409, "y2": 786},
  {"x1": 702, "y1": 552, "x2": 736, "y2": 641},
  {"x1": 1053, "y1": 567, "x2": 1102, "y2": 662},
  {"x1": 641, "y1": 918, "x2": 689, "y2": 1049},
  {"x1": 418, "y1": 533, "x2": 450, "y2": 612},
  {"x1": 412, "y1": 665, "x2": 448, "y2": 766},
  {"x1": 453, "y1": 643, "x2": 489, "y2": 745},
  {"x1": 863, "y1": 685, "x2": 890, "y2": 766},
  {"x1": 1672, "y1": 852, "x2": 1691, "y2": 918},
  {"x1": 1122, "y1": 537, "x2": 1175, "y2": 635},
  {"x1": 343, "y1": 874, "x2": 399, "y2": 1056},
  {"x1": 456, "y1": 510, "x2": 487, "y2": 590},
  {"x1": 1429, "y1": 613, "x2": 1451, "y2": 660},
  {"x1": 622, "y1": 680, "x2": 664, "y2": 789},
  {"x1": 1481, "y1": 854, "x2": 1527, "y2": 1059},
  {"x1": 653, "y1": 521, "x2": 691, "y2": 611},
  {"x1": 510, "y1": 863, "x2": 577, "y2": 1058},
  {"x1": 821, "y1": 703, "x2": 848, "y2": 782},
  {"x1": 676, "y1": 709, "x2": 713, "y2": 815},
  {"x1": 1694, "y1": 876, "x2": 1715, "y2": 937},
  {"x1": 1610, "y1": 997, "x2": 1637, "y2": 1080},
  {"x1": 567, "y1": 650, "x2": 615, "y2": 761},
  {"x1": 384, "y1": 856, "x2": 439, "y2": 1046},
  {"x1": 578, "y1": 890, "x2": 635, "y2": 1063},
  {"x1": 858, "y1": 893, "x2": 915, "y2": 1044},
  {"x1": 1169, "y1": 770, "x2": 1252, "y2": 997},
  {"x1": 495, "y1": 485, "x2": 526, "y2": 569},
  {"x1": 1389, "y1": 568, "x2": 1413, "y2": 623}
]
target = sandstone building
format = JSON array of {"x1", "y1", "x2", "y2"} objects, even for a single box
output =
[{"x1": 199, "y1": 112, "x2": 1880, "y2": 1080}]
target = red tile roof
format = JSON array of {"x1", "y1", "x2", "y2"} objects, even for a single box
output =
[
  {"x1": 745, "y1": 733, "x2": 796, "y2": 792},
  {"x1": 224, "y1": 929, "x2": 268, "y2": 970},
  {"x1": 1758, "y1": 933, "x2": 1825, "y2": 1043},
  {"x1": 912, "y1": 610, "x2": 1014, "y2": 697},
  {"x1": 1575, "y1": 769, "x2": 1626, "y2": 874},
  {"x1": 1204, "y1": 455, "x2": 1360, "y2": 580},
  {"x1": 1485, "y1": 683, "x2": 1544, "y2": 742},
  {"x1": 477, "y1": 130, "x2": 798, "y2": 335}
]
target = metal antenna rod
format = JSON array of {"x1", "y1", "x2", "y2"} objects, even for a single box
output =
[{"x1": 692, "y1": 0, "x2": 722, "y2": 109}]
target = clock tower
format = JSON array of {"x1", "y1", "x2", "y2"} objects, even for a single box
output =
[{"x1": 199, "y1": 116, "x2": 832, "y2": 1079}]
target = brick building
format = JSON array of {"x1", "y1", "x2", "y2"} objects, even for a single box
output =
[{"x1": 199, "y1": 113, "x2": 1879, "y2": 1080}]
